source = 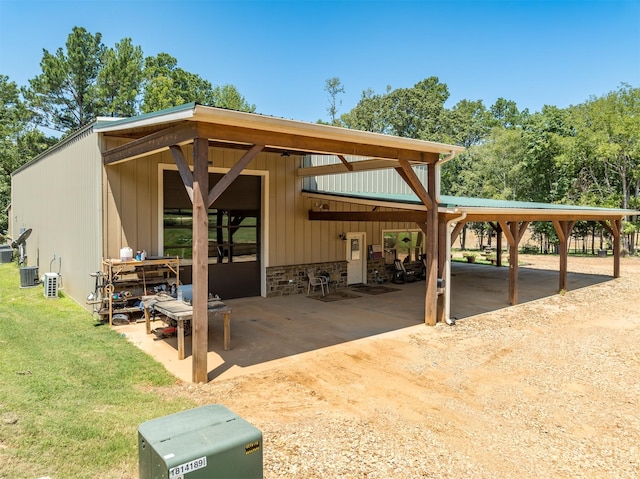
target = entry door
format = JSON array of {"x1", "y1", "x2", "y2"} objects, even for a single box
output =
[{"x1": 346, "y1": 232, "x2": 366, "y2": 285}]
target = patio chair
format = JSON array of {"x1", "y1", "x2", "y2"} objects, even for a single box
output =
[
  {"x1": 392, "y1": 259, "x2": 417, "y2": 284},
  {"x1": 307, "y1": 269, "x2": 329, "y2": 296}
]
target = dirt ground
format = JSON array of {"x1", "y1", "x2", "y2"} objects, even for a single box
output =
[{"x1": 152, "y1": 255, "x2": 639, "y2": 478}]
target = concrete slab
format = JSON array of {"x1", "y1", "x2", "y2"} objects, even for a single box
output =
[{"x1": 115, "y1": 262, "x2": 613, "y2": 383}]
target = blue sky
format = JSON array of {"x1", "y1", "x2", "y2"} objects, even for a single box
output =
[{"x1": 1, "y1": 0, "x2": 639, "y2": 123}]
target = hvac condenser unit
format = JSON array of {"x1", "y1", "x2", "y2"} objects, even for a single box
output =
[
  {"x1": 19, "y1": 266, "x2": 39, "y2": 288},
  {"x1": 138, "y1": 404, "x2": 263, "y2": 479},
  {"x1": 0, "y1": 245, "x2": 13, "y2": 263},
  {"x1": 43, "y1": 273, "x2": 60, "y2": 299}
]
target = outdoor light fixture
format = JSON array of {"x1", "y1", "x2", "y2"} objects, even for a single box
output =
[
  {"x1": 338, "y1": 233, "x2": 347, "y2": 241},
  {"x1": 280, "y1": 150, "x2": 290, "y2": 157}
]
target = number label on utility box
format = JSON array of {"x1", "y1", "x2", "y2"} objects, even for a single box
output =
[{"x1": 169, "y1": 456, "x2": 207, "y2": 477}]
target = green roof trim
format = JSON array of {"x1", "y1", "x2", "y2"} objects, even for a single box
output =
[
  {"x1": 306, "y1": 189, "x2": 634, "y2": 214},
  {"x1": 94, "y1": 102, "x2": 197, "y2": 130}
]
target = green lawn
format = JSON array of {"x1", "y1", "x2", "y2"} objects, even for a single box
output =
[{"x1": 0, "y1": 263, "x2": 195, "y2": 478}]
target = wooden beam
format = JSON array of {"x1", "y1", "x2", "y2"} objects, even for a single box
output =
[
  {"x1": 463, "y1": 213, "x2": 625, "y2": 223},
  {"x1": 498, "y1": 220, "x2": 515, "y2": 246},
  {"x1": 309, "y1": 210, "x2": 429, "y2": 222},
  {"x1": 207, "y1": 144, "x2": 264, "y2": 207},
  {"x1": 297, "y1": 158, "x2": 401, "y2": 177},
  {"x1": 191, "y1": 137, "x2": 209, "y2": 384},
  {"x1": 599, "y1": 220, "x2": 614, "y2": 236},
  {"x1": 103, "y1": 123, "x2": 198, "y2": 165},
  {"x1": 169, "y1": 145, "x2": 194, "y2": 203},
  {"x1": 196, "y1": 122, "x2": 433, "y2": 163},
  {"x1": 450, "y1": 221, "x2": 466, "y2": 244},
  {"x1": 395, "y1": 158, "x2": 433, "y2": 210},
  {"x1": 336, "y1": 155, "x2": 354, "y2": 171}
]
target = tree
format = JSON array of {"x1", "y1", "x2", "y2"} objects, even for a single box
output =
[
  {"x1": 324, "y1": 77, "x2": 344, "y2": 125},
  {"x1": 561, "y1": 84, "x2": 640, "y2": 210},
  {"x1": 141, "y1": 53, "x2": 216, "y2": 113},
  {"x1": 210, "y1": 84, "x2": 256, "y2": 112},
  {"x1": 24, "y1": 26, "x2": 104, "y2": 133},
  {"x1": 0, "y1": 76, "x2": 54, "y2": 231},
  {"x1": 441, "y1": 99, "x2": 490, "y2": 148},
  {"x1": 96, "y1": 38, "x2": 144, "y2": 117},
  {"x1": 340, "y1": 88, "x2": 388, "y2": 133},
  {"x1": 341, "y1": 77, "x2": 450, "y2": 141}
]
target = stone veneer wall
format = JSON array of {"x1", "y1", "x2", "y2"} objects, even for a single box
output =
[
  {"x1": 266, "y1": 258, "x2": 425, "y2": 296},
  {"x1": 266, "y1": 261, "x2": 348, "y2": 297}
]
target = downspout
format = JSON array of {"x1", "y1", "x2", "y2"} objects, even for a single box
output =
[
  {"x1": 434, "y1": 150, "x2": 456, "y2": 204},
  {"x1": 435, "y1": 150, "x2": 463, "y2": 323},
  {"x1": 444, "y1": 210, "x2": 467, "y2": 323}
]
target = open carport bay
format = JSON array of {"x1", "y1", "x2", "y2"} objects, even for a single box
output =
[{"x1": 118, "y1": 255, "x2": 616, "y2": 383}]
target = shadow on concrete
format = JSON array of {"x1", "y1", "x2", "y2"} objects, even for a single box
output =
[{"x1": 118, "y1": 262, "x2": 614, "y2": 382}]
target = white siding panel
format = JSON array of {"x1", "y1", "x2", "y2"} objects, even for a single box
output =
[{"x1": 11, "y1": 129, "x2": 103, "y2": 309}]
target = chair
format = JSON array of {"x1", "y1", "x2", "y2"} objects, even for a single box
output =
[
  {"x1": 392, "y1": 259, "x2": 417, "y2": 284},
  {"x1": 307, "y1": 269, "x2": 329, "y2": 296}
]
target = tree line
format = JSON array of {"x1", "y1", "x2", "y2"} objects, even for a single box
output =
[
  {"x1": 2, "y1": 26, "x2": 638, "y2": 253},
  {"x1": 323, "y1": 77, "x2": 639, "y2": 253}
]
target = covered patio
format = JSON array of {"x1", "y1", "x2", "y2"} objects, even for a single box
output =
[{"x1": 116, "y1": 257, "x2": 615, "y2": 382}]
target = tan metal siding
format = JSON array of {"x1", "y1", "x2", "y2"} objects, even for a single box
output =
[
  {"x1": 11, "y1": 129, "x2": 103, "y2": 308},
  {"x1": 103, "y1": 146, "x2": 419, "y2": 279}
]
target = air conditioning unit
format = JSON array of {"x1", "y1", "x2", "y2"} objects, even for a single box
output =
[
  {"x1": 19, "y1": 266, "x2": 39, "y2": 288},
  {"x1": 43, "y1": 273, "x2": 60, "y2": 299}
]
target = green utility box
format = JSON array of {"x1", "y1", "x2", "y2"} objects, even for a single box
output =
[{"x1": 138, "y1": 405, "x2": 262, "y2": 479}]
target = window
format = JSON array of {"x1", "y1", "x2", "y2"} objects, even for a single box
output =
[
  {"x1": 383, "y1": 230, "x2": 424, "y2": 264},
  {"x1": 162, "y1": 170, "x2": 261, "y2": 263},
  {"x1": 163, "y1": 208, "x2": 259, "y2": 262}
]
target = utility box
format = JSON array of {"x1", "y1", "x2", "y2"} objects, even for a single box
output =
[
  {"x1": 19, "y1": 266, "x2": 39, "y2": 288},
  {"x1": 0, "y1": 245, "x2": 12, "y2": 263},
  {"x1": 43, "y1": 272, "x2": 60, "y2": 298},
  {"x1": 138, "y1": 404, "x2": 263, "y2": 479}
]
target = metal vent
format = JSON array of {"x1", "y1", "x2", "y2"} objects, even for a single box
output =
[{"x1": 43, "y1": 273, "x2": 59, "y2": 299}]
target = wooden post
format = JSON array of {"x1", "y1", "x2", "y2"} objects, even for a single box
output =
[
  {"x1": 425, "y1": 163, "x2": 438, "y2": 325},
  {"x1": 612, "y1": 219, "x2": 621, "y2": 278},
  {"x1": 599, "y1": 219, "x2": 622, "y2": 279},
  {"x1": 495, "y1": 223, "x2": 503, "y2": 267},
  {"x1": 437, "y1": 217, "x2": 447, "y2": 323},
  {"x1": 499, "y1": 220, "x2": 529, "y2": 306},
  {"x1": 508, "y1": 222, "x2": 519, "y2": 305},
  {"x1": 192, "y1": 137, "x2": 209, "y2": 383},
  {"x1": 553, "y1": 220, "x2": 575, "y2": 292}
]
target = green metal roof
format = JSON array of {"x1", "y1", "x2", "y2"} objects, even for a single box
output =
[{"x1": 307, "y1": 189, "x2": 635, "y2": 215}]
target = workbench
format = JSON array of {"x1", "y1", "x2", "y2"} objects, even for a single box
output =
[{"x1": 143, "y1": 295, "x2": 231, "y2": 359}]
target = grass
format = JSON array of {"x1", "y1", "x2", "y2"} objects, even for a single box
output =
[{"x1": 0, "y1": 263, "x2": 196, "y2": 478}]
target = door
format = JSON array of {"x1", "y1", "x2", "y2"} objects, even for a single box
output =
[{"x1": 346, "y1": 232, "x2": 366, "y2": 285}]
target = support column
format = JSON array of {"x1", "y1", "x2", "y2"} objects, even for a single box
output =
[
  {"x1": 425, "y1": 164, "x2": 438, "y2": 325},
  {"x1": 495, "y1": 223, "x2": 503, "y2": 267},
  {"x1": 553, "y1": 220, "x2": 575, "y2": 292},
  {"x1": 192, "y1": 138, "x2": 209, "y2": 383},
  {"x1": 437, "y1": 217, "x2": 447, "y2": 323},
  {"x1": 613, "y1": 219, "x2": 621, "y2": 278},
  {"x1": 599, "y1": 219, "x2": 621, "y2": 279},
  {"x1": 508, "y1": 222, "x2": 519, "y2": 305},
  {"x1": 499, "y1": 220, "x2": 529, "y2": 306}
]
